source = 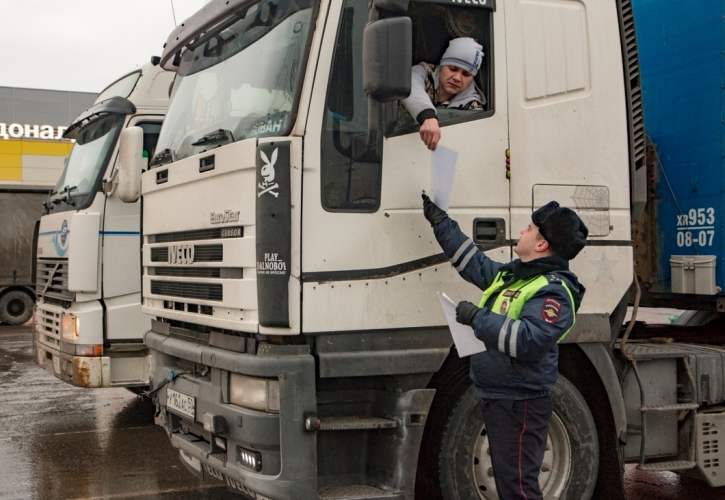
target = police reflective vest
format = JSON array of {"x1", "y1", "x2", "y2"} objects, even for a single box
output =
[{"x1": 478, "y1": 271, "x2": 576, "y2": 343}]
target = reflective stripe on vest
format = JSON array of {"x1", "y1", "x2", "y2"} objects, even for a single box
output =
[{"x1": 478, "y1": 271, "x2": 576, "y2": 343}]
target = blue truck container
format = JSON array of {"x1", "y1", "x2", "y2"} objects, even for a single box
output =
[{"x1": 633, "y1": 0, "x2": 725, "y2": 295}]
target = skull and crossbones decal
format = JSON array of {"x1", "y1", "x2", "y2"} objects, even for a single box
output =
[{"x1": 258, "y1": 148, "x2": 280, "y2": 198}]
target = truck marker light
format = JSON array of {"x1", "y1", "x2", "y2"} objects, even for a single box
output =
[{"x1": 73, "y1": 344, "x2": 103, "y2": 356}]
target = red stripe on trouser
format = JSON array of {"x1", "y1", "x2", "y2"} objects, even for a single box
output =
[{"x1": 518, "y1": 401, "x2": 528, "y2": 500}]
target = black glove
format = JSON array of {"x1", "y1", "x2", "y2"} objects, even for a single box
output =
[
  {"x1": 456, "y1": 301, "x2": 481, "y2": 326},
  {"x1": 422, "y1": 193, "x2": 448, "y2": 227}
]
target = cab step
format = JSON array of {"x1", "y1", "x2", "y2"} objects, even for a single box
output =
[
  {"x1": 637, "y1": 460, "x2": 697, "y2": 472},
  {"x1": 318, "y1": 485, "x2": 395, "y2": 499},
  {"x1": 640, "y1": 403, "x2": 699, "y2": 412},
  {"x1": 318, "y1": 416, "x2": 398, "y2": 431}
]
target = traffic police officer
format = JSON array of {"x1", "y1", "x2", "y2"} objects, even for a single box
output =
[{"x1": 422, "y1": 195, "x2": 588, "y2": 500}]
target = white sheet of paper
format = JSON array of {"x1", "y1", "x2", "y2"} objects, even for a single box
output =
[
  {"x1": 437, "y1": 291, "x2": 487, "y2": 357},
  {"x1": 430, "y1": 146, "x2": 458, "y2": 211}
]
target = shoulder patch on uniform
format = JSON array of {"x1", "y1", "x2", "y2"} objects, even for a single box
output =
[
  {"x1": 547, "y1": 274, "x2": 561, "y2": 283},
  {"x1": 542, "y1": 298, "x2": 561, "y2": 323}
]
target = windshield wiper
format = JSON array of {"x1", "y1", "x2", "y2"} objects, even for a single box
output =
[
  {"x1": 150, "y1": 148, "x2": 177, "y2": 169},
  {"x1": 43, "y1": 190, "x2": 58, "y2": 212},
  {"x1": 191, "y1": 129, "x2": 234, "y2": 147},
  {"x1": 60, "y1": 186, "x2": 78, "y2": 206}
]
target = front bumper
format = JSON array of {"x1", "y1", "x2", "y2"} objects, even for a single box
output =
[
  {"x1": 35, "y1": 340, "x2": 110, "y2": 387},
  {"x1": 34, "y1": 301, "x2": 149, "y2": 388},
  {"x1": 146, "y1": 331, "x2": 316, "y2": 500}
]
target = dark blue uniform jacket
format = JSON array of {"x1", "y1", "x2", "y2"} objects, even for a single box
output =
[{"x1": 434, "y1": 218, "x2": 586, "y2": 400}]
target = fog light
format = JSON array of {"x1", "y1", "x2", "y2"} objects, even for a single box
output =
[
  {"x1": 238, "y1": 446, "x2": 262, "y2": 472},
  {"x1": 203, "y1": 413, "x2": 228, "y2": 434},
  {"x1": 74, "y1": 344, "x2": 102, "y2": 356},
  {"x1": 229, "y1": 373, "x2": 280, "y2": 413},
  {"x1": 61, "y1": 314, "x2": 80, "y2": 340}
]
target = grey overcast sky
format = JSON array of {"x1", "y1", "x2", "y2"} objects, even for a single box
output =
[{"x1": 0, "y1": 0, "x2": 207, "y2": 93}]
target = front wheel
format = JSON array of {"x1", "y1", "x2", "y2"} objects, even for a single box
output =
[
  {"x1": 0, "y1": 290, "x2": 34, "y2": 325},
  {"x1": 420, "y1": 369, "x2": 599, "y2": 500}
]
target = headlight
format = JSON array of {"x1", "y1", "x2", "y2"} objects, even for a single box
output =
[
  {"x1": 229, "y1": 373, "x2": 280, "y2": 413},
  {"x1": 61, "y1": 314, "x2": 80, "y2": 340}
]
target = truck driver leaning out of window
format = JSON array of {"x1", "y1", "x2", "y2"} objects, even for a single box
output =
[
  {"x1": 401, "y1": 37, "x2": 485, "y2": 151},
  {"x1": 422, "y1": 195, "x2": 588, "y2": 500}
]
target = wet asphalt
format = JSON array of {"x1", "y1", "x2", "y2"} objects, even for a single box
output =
[{"x1": 1, "y1": 322, "x2": 724, "y2": 500}]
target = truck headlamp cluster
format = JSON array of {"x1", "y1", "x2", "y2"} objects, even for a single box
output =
[
  {"x1": 229, "y1": 373, "x2": 280, "y2": 413},
  {"x1": 61, "y1": 314, "x2": 80, "y2": 340}
]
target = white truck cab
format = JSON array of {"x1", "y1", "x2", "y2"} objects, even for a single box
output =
[{"x1": 34, "y1": 61, "x2": 173, "y2": 389}]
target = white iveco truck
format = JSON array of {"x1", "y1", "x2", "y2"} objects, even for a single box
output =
[
  {"x1": 34, "y1": 61, "x2": 172, "y2": 389},
  {"x1": 117, "y1": 0, "x2": 725, "y2": 498}
]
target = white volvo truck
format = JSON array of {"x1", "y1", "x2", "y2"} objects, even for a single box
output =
[
  {"x1": 117, "y1": 0, "x2": 725, "y2": 498},
  {"x1": 34, "y1": 61, "x2": 173, "y2": 389}
]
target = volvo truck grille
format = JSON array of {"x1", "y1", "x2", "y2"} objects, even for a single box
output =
[
  {"x1": 36, "y1": 259, "x2": 73, "y2": 301},
  {"x1": 36, "y1": 304, "x2": 61, "y2": 348}
]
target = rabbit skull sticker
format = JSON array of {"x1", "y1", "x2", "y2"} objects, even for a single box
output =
[{"x1": 258, "y1": 149, "x2": 280, "y2": 198}]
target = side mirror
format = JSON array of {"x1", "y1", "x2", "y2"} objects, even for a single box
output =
[
  {"x1": 363, "y1": 17, "x2": 412, "y2": 102},
  {"x1": 117, "y1": 126, "x2": 144, "y2": 203}
]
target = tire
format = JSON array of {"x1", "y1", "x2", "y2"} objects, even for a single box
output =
[
  {"x1": 0, "y1": 290, "x2": 34, "y2": 325},
  {"x1": 418, "y1": 362, "x2": 598, "y2": 500}
]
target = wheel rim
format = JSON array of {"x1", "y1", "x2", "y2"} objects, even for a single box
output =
[
  {"x1": 471, "y1": 412, "x2": 572, "y2": 499},
  {"x1": 8, "y1": 298, "x2": 26, "y2": 317}
]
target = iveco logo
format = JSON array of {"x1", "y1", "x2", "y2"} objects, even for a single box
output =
[
  {"x1": 210, "y1": 210, "x2": 240, "y2": 224},
  {"x1": 168, "y1": 244, "x2": 195, "y2": 265}
]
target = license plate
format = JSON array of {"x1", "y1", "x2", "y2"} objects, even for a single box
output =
[{"x1": 166, "y1": 388, "x2": 195, "y2": 419}]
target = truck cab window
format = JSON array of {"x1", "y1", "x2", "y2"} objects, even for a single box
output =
[
  {"x1": 320, "y1": 0, "x2": 494, "y2": 212},
  {"x1": 320, "y1": 0, "x2": 382, "y2": 213},
  {"x1": 395, "y1": 1, "x2": 494, "y2": 133},
  {"x1": 137, "y1": 122, "x2": 162, "y2": 172}
]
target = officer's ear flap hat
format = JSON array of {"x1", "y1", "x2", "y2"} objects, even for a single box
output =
[{"x1": 532, "y1": 201, "x2": 589, "y2": 260}]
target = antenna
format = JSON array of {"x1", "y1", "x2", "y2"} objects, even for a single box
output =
[{"x1": 170, "y1": 0, "x2": 178, "y2": 27}]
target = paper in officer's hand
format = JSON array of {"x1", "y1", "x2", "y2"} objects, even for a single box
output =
[
  {"x1": 437, "y1": 291, "x2": 486, "y2": 357},
  {"x1": 430, "y1": 146, "x2": 458, "y2": 211}
]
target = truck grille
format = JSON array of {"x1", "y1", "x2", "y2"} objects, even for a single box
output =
[
  {"x1": 36, "y1": 259, "x2": 73, "y2": 301},
  {"x1": 150, "y1": 281, "x2": 223, "y2": 301},
  {"x1": 150, "y1": 244, "x2": 223, "y2": 262},
  {"x1": 152, "y1": 267, "x2": 222, "y2": 278},
  {"x1": 36, "y1": 304, "x2": 61, "y2": 348}
]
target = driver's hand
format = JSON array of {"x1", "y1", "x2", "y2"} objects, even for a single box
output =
[{"x1": 419, "y1": 118, "x2": 441, "y2": 151}]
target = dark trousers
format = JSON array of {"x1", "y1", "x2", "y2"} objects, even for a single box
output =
[{"x1": 481, "y1": 397, "x2": 553, "y2": 500}]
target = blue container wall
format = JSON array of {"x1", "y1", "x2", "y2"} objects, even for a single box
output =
[{"x1": 632, "y1": 0, "x2": 725, "y2": 292}]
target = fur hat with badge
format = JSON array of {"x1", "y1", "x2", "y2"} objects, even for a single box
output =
[{"x1": 532, "y1": 201, "x2": 588, "y2": 260}]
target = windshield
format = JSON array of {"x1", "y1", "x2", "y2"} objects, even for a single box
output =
[
  {"x1": 94, "y1": 71, "x2": 141, "y2": 104},
  {"x1": 52, "y1": 114, "x2": 123, "y2": 203},
  {"x1": 155, "y1": 0, "x2": 314, "y2": 163}
]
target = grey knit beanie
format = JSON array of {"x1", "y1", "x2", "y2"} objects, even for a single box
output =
[{"x1": 440, "y1": 38, "x2": 484, "y2": 76}]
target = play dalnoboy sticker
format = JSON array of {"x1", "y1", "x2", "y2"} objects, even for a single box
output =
[{"x1": 255, "y1": 141, "x2": 291, "y2": 328}]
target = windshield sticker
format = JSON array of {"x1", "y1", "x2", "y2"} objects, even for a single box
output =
[
  {"x1": 258, "y1": 149, "x2": 280, "y2": 198},
  {"x1": 248, "y1": 112, "x2": 288, "y2": 139}
]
